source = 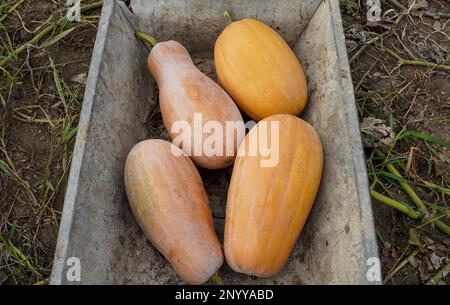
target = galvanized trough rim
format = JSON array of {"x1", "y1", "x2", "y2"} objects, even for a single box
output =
[
  {"x1": 50, "y1": 0, "x2": 117, "y2": 285},
  {"x1": 50, "y1": 0, "x2": 381, "y2": 284},
  {"x1": 325, "y1": 0, "x2": 380, "y2": 283}
]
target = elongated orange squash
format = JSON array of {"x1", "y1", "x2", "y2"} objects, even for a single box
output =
[
  {"x1": 124, "y1": 139, "x2": 223, "y2": 284},
  {"x1": 224, "y1": 114, "x2": 323, "y2": 277},
  {"x1": 148, "y1": 40, "x2": 244, "y2": 169},
  {"x1": 214, "y1": 19, "x2": 308, "y2": 121}
]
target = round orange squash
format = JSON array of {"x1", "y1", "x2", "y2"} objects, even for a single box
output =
[
  {"x1": 124, "y1": 139, "x2": 223, "y2": 284},
  {"x1": 224, "y1": 114, "x2": 323, "y2": 277},
  {"x1": 214, "y1": 19, "x2": 308, "y2": 121},
  {"x1": 148, "y1": 40, "x2": 244, "y2": 169}
]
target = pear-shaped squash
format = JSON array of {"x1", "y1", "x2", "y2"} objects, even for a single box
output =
[
  {"x1": 124, "y1": 139, "x2": 223, "y2": 284},
  {"x1": 224, "y1": 114, "x2": 323, "y2": 277},
  {"x1": 214, "y1": 19, "x2": 308, "y2": 121},
  {"x1": 148, "y1": 40, "x2": 244, "y2": 169}
]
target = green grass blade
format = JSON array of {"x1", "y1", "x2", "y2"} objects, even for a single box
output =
[
  {"x1": 423, "y1": 202, "x2": 448, "y2": 213},
  {"x1": 39, "y1": 27, "x2": 77, "y2": 49},
  {"x1": 7, "y1": 220, "x2": 17, "y2": 240},
  {"x1": 400, "y1": 130, "x2": 450, "y2": 149},
  {"x1": 0, "y1": 234, "x2": 43, "y2": 279},
  {"x1": 49, "y1": 56, "x2": 66, "y2": 107},
  {"x1": 61, "y1": 126, "x2": 77, "y2": 144},
  {"x1": 0, "y1": 159, "x2": 12, "y2": 176}
]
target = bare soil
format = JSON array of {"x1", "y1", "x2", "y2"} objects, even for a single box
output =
[{"x1": 0, "y1": 0, "x2": 100, "y2": 284}]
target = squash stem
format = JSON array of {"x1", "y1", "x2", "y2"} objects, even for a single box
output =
[
  {"x1": 223, "y1": 10, "x2": 232, "y2": 25},
  {"x1": 135, "y1": 31, "x2": 158, "y2": 46},
  {"x1": 210, "y1": 271, "x2": 224, "y2": 285},
  {"x1": 370, "y1": 189, "x2": 420, "y2": 219},
  {"x1": 374, "y1": 148, "x2": 450, "y2": 236}
]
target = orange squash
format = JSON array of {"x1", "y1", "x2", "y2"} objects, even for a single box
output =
[
  {"x1": 224, "y1": 114, "x2": 323, "y2": 277},
  {"x1": 214, "y1": 19, "x2": 308, "y2": 121},
  {"x1": 147, "y1": 40, "x2": 244, "y2": 169},
  {"x1": 124, "y1": 139, "x2": 223, "y2": 284}
]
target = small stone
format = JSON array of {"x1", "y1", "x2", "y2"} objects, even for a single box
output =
[{"x1": 430, "y1": 253, "x2": 444, "y2": 270}]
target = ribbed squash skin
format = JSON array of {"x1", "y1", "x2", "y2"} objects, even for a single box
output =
[
  {"x1": 124, "y1": 139, "x2": 223, "y2": 284},
  {"x1": 224, "y1": 114, "x2": 323, "y2": 277},
  {"x1": 214, "y1": 19, "x2": 308, "y2": 121},
  {"x1": 148, "y1": 41, "x2": 244, "y2": 169}
]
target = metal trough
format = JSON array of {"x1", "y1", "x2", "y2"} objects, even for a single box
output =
[{"x1": 50, "y1": 0, "x2": 381, "y2": 284}]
